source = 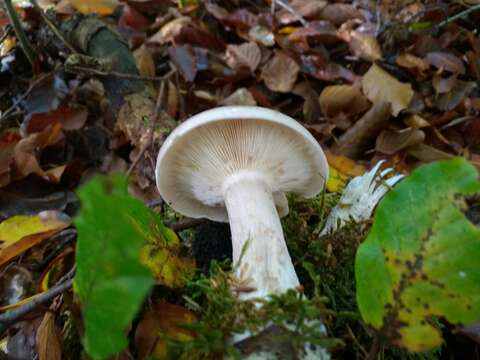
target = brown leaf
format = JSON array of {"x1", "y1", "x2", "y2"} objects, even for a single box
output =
[
  {"x1": 320, "y1": 3, "x2": 364, "y2": 25},
  {"x1": 347, "y1": 31, "x2": 382, "y2": 62},
  {"x1": 361, "y1": 63, "x2": 414, "y2": 116},
  {"x1": 319, "y1": 84, "x2": 370, "y2": 118},
  {"x1": 396, "y1": 53, "x2": 429, "y2": 77},
  {"x1": 248, "y1": 25, "x2": 275, "y2": 47},
  {"x1": 205, "y1": 3, "x2": 257, "y2": 31},
  {"x1": 225, "y1": 42, "x2": 261, "y2": 73},
  {"x1": 435, "y1": 80, "x2": 476, "y2": 111},
  {"x1": 292, "y1": 82, "x2": 320, "y2": 123},
  {"x1": 148, "y1": 17, "x2": 191, "y2": 45},
  {"x1": 288, "y1": 21, "x2": 340, "y2": 47},
  {"x1": 36, "y1": 312, "x2": 62, "y2": 360},
  {"x1": 407, "y1": 143, "x2": 453, "y2": 162},
  {"x1": 166, "y1": 80, "x2": 178, "y2": 118},
  {"x1": 175, "y1": 25, "x2": 226, "y2": 52},
  {"x1": 134, "y1": 44, "x2": 155, "y2": 78},
  {"x1": 220, "y1": 88, "x2": 257, "y2": 106},
  {"x1": 432, "y1": 73, "x2": 457, "y2": 94},
  {"x1": 168, "y1": 45, "x2": 197, "y2": 82},
  {"x1": 276, "y1": 0, "x2": 327, "y2": 25},
  {"x1": 135, "y1": 301, "x2": 196, "y2": 360},
  {"x1": 261, "y1": 51, "x2": 300, "y2": 92},
  {"x1": 300, "y1": 54, "x2": 357, "y2": 83},
  {"x1": 425, "y1": 51, "x2": 465, "y2": 74},
  {"x1": 404, "y1": 114, "x2": 430, "y2": 128},
  {"x1": 376, "y1": 128, "x2": 425, "y2": 155}
]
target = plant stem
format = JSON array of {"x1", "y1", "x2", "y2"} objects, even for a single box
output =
[
  {"x1": 366, "y1": 335, "x2": 381, "y2": 360},
  {"x1": 438, "y1": 4, "x2": 480, "y2": 28},
  {"x1": 3, "y1": 0, "x2": 35, "y2": 65}
]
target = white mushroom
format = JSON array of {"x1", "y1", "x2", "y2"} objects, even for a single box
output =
[{"x1": 155, "y1": 106, "x2": 328, "y2": 300}]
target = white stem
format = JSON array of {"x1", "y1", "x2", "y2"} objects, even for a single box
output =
[{"x1": 223, "y1": 171, "x2": 300, "y2": 300}]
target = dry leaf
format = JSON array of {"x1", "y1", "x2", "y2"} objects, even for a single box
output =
[
  {"x1": 276, "y1": 0, "x2": 327, "y2": 25},
  {"x1": 261, "y1": 51, "x2": 300, "y2": 92},
  {"x1": 220, "y1": 88, "x2": 257, "y2": 106},
  {"x1": 432, "y1": 73, "x2": 457, "y2": 94},
  {"x1": 134, "y1": 44, "x2": 155, "y2": 78},
  {"x1": 348, "y1": 31, "x2": 382, "y2": 62},
  {"x1": 320, "y1": 3, "x2": 364, "y2": 25},
  {"x1": 292, "y1": 82, "x2": 320, "y2": 123},
  {"x1": 70, "y1": 0, "x2": 118, "y2": 15},
  {"x1": 135, "y1": 301, "x2": 196, "y2": 360},
  {"x1": 325, "y1": 152, "x2": 366, "y2": 192},
  {"x1": 425, "y1": 51, "x2": 465, "y2": 74},
  {"x1": 166, "y1": 80, "x2": 178, "y2": 118},
  {"x1": 396, "y1": 53, "x2": 429, "y2": 76},
  {"x1": 319, "y1": 84, "x2": 370, "y2": 117},
  {"x1": 149, "y1": 17, "x2": 191, "y2": 44},
  {"x1": 407, "y1": 143, "x2": 453, "y2": 162},
  {"x1": 361, "y1": 63, "x2": 414, "y2": 116},
  {"x1": 376, "y1": 128, "x2": 425, "y2": 155},
  {"x1": 404, "y1": 114, "x2": 430, "y2": 128},
  {"x1": 0, "y1": 211, "x2": 71, "y2": 266},
  {"x1": 225, "y1": 42, "x2": 261, "y2": 73},
  {"x1": 36, "y1": 312, "x2": 62, "y2": 360},
  {"x1": 248, "y1": 25, "x2": 275, "y2": 46}
]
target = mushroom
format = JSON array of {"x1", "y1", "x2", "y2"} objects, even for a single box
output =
[{"x1": 155, "y1": 106, "x2": 328, "y2": 300}]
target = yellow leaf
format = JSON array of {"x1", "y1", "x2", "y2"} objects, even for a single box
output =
[
  {"x1": 0, "y1": 211, "x2": 71, "y2": 266},
  {"x1": 361, "y1": 63, "x2": 414, "y2": 117},
  {"x1": 325, "y1": 152, "x2": 366, "y2": 192},
  {"x1": 134, "y1": 44, "x2": 156, "y2": 78},
  {"x1": 70, "y1": 0, "x2": 118, "y2": 15},
  {"x1": 139, "y1": 225, "x2": 195, "y2": 288}
]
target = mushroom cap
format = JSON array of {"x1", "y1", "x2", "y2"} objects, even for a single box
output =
[{"x1": 155, "y1": 106, "x2": 329, "y2": 222}]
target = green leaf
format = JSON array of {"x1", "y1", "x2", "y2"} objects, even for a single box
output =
[
  {"x1": 74, "y1": 175, "x2": 154, "y2": 360},
  {"x1": 355, "y1": 158, "x2": 480, "y2": 352}
]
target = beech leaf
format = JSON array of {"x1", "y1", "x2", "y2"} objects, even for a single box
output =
[
  {"x1": 362, "y1": 64, "x2": 414, "y2": 116},
  {"x1": 261, "y1": 51, "x2": 300, "y2": 93},
  {"x1": 356, "y1": 158, "x2": 480, "y2": 352}
]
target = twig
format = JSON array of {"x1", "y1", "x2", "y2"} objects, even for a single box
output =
[
  {"x1": 169, "y1": 218, "x2": 207, "y2": 232},
  {"x1": 0, "y1": 25, "x2": 12, "y2": 45},
  {"x1": 273, "y1": 0, "x2": 307, "y2": 26},
  {"x1": 438, "y1": 4, "x2": 480, "y2": 28},
  {"x1": 3, "y1": 0, "x2": 36, "y2": 65},
  {"x1": 29, "y1": 0, "x2": 78, "y2": 54},
  {"x1": 0, "y1": 72, "x2": 52, "y2": 124},
  {"x1": 366, "y1": 335, "x2": 381, "y2": 360},
  {"x1": 70, "y1": 65, "x2": 174, "y2": 82},
  {"x1": 0, "y1": 276, "x2": 73, "y2": 334}
]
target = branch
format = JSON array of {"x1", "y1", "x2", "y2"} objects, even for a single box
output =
[
  {"x1": 0, "y1": 275, "x2": 73, "y2": 334},
  {"x1": 438, "y1": 4, "x2": 480, "y2": 28},
  {"x1": 273, "y1": 0, "x2": 308, "y2": 26}
]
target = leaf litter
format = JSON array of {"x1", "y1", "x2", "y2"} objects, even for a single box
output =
[{"x1": 1, "y1": 0, "x2": 480, "y2": 358}]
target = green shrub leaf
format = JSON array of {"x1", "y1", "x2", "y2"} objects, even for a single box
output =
[
  {"x1": 74, "y1": 175, "x2": 154, "y2": 359},
  {"x1": 355, "y1": 158, "x2": 480, "y2": 352}
]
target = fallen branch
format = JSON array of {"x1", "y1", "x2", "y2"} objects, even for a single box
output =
[
  {"x1": 70, "y1": 65, "x2": 174, "y2": 82},
  {"x1": 170, "y1": 218, "x2": 207, "y2": 232},
  {"x1": 438, "y1": 4, "x2": 480, "y2": 28},
  {"x1": 0, "y1": 273, "x2": 74, "y2": 334},
  {"x1": 273, "y1": 0, "x2": 308, "y2": 26}
]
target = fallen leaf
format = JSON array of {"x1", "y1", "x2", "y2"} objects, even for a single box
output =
[
  {"x1": 175, "y1": 25, "x2": 226, "y2": 52},
  {"x1": 24, "y1": 105, "x2": 88, "y2": 134},
  {"x1": 135, "y1": 301, "x2": 196, "y2": 360},
  {"x1": 432, "y1": 73, "x2": 457, "y2": 94},
  {"x1": 248, "y1": 25, "x2": 275, "y2": 46},
  {"x1": 70, "y1": 0, "x2": 119, "y2": 15},
  {"x1": 36, "y1": 312, "x2": 62, "y2": 360},
  {"x1": 376, "y1": 128, "x2": 425, "y2": 155},
  {"x1": 288, "y1": 21, "x2": 340, "y2": 47},
  {"x1": 407, "y1": 143, "x2": 453, "y2": 162},
  {"x1": 276, "y1": 0, "x2": 327, "y2": 25},
  {"x1": 426, "y1": 51, "x2": 465, "y2": 74},
  {"x1": 292, "y1": 82, "x2": 321, "y2": 123},
  {"x1": 435, "y1": 80, "x2": 476, "y2": 111},
  {"x1": 134, "y1": 44, "x2": 156, "y2": 78},
  {"x1": 168, "y1": 45, "x2": 198, "y2": 82},
  {"x1": 118, "y1": 4, "x2": 149, "y2": 30},
  {"x1": 325, "y1": 152, "x2": 366, "y2": 192},
  {"x1": 320, "y1": 3, "x2": 364, "y2": 25},
  {"x1": 404, "y1": 114, "x2": 430, "y2": 128},
  {"x1": 261, "y1": 51, "x2": 300, "y2": 93},
  {"x1": 220, "y1": 88, "x2": 257, "y2": 106},
  {"x1": 301, "y1": 54, "x2": 357, "y2": 83},
  {"x1": 139, "y1": 223, "x2": 195, "y2": 288},
  {"x1": 166, "y1": 80, "x2": 178, "y2": 118},
  {"x1": 225, "y1": 42, "x2": 261, "y2": 73},
  {"x1": 148, "y1": 17, "x2": 191, "y2": 44},
  {"x1": 396, "y1": 53, "x2": 429, "y2": 77},
  {"x1": 362, "y1": 63, "x2": 414, "y2": 116},
  {"x1": 0, "y1": 210, "x2": 71, "y2": 266},
  {"x1": 319, "y1": 85, "x2": 370, "y2": 118},
  {"x1": 347, "y1": 31, "x2": 383, "y2": 62}
]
